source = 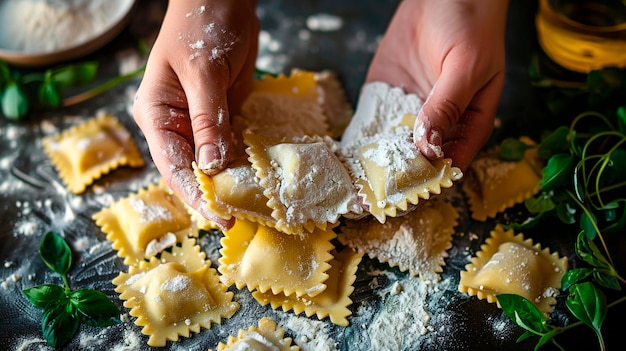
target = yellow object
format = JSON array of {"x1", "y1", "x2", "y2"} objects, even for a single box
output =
[{"x1": 536, "y1": 0, "x2": 626, "y2": 72}]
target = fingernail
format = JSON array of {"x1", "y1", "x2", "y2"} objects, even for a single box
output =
[{"x1": 198, "y1": 144, "x2": 225, "y2": 175}]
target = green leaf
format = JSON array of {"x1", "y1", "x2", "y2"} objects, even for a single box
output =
[
  {"x1": 565, "y1": 282, "x2": 607, "y2": 335},
  {"x1": 592, "y1": 270, "x2": 621, "y2": 290},
  {"x1": 499, "y1": 138, "x2": 532, "y2": 161},
  {"x1": 580, "y1": 211, "x2": 598, "y2": 240},
  {"x1": 41, "y1": 299, "x2": 80, "y2": 348},
  {"x1": 39, "y1": 231, "x2": 72, "y2": 276},
  {"x1": 617, "y1": 106, "x2": 626, "y2": 134},
  {"x1": 555, "y1": 200, "x2": 577, "y2": 224},
  {"x1": 23, "y1": 284, "x2": 65, "y2": 309},
  {"x1": 1, "y1": 82, "x2": 29, "y2": 120},
  {"x1": 525, "y1": 193, "x2": 555, "y2": 214},
  {"x1": 540, "y1": 154, "x2": 574, "y2": 192},
  {"x1": 0, "y1": 61, "x2": 10, "y2": 84},
  {"x1": 51, "y1": 62, "x2": 98, "y2": 88},
  {"x1": 576, "y1": 231, "x2": 612, "y2": 270},
  {"x1": 516, "y1": 330, "x2": 537, "y2": 343},
  {"x1": 537, "y1": 126, "x2": 570, "y2": 160},
  {"x1": 69, "y1": 289, "x2": 120, "y2": 327},
  {"x1": 497, "y1": 294, "x2": 547, "y2": 333},
  {"x1": 38, "y1": 81, "x2": 61, "y2": 109},
  {"x1": 561, "y1": 268, "x2": 593, "y2": 291}
]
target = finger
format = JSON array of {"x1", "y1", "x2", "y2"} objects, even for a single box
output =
[
  {"x1": 134, "y1": 72, "x2": 234, "y2": 230},
  {"x1": 440, "y1": 74, "x2": 504, "y2": 172},
  {"x1": 179, "y1": 60, "x2": 234, "y2": 176}
]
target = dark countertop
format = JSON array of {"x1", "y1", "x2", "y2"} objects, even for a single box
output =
[{"x1": 1, "y1": 1, "x2": 623, "y2": 350}]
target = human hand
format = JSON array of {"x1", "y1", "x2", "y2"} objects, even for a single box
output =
[
  {"x1": 366, "y1": 0, "x2": 509, "y2": 172},
  {"x1": 133, "y1": 0, "x2": 259, "y2": 229}
]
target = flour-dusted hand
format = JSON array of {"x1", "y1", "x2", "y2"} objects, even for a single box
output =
[
  {"x1": 133, "y1": 0, "x2": 259, "y2": 229},
  {"x1": 366, "y1": 0, "x2": 508, "y2": 172}
]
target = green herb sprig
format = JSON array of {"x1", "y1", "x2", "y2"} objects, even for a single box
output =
[
  {"x1": 0, "y1": 59, "x2": 145, "y2": 121},
  {"x1": 496, "y1": 106, "x2": 626, "y2": 350},
  {"x1": 22, "y1": 231, "x2": 120, "y2": 348}
]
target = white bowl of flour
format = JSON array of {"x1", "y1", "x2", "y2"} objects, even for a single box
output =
[{"x1": 0, "y1": 0, "x2": 136, "y2": 67}]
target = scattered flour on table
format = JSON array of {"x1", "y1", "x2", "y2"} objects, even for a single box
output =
[
  {"x1": 284, "y1": 317, "x2": 337, "y2": 351},
  {"x1": 306, "y1": 13, "x2": 344, "y2": 32},
  {"x1": 368, "y1": 275, "x2": 437, "y2": 350},
  {"x1": 0, "y1": 0, "x2": 134, "y2": 53}
]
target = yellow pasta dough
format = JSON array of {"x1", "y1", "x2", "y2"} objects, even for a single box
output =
[
  {"x1": 352, "y1": 132, "x2": 462, "y2": 223},
  {"x1": 214, "y1": 317, "x2": 301, "y2": 351},
  {"x1": 339, "y1": 199, "x2": 459, "y2": 281},
  {"x1": 252, "y1": 247, "x2": 363, "y2": 327},
  {"x1": 113, "y1": 238, "x2": 239, "y2": 347},
  {"x1": 245, "y1": 133, "x2": 362, "y2": 234},
  {"x1": 42, "y1": 114, "x2": 144, "y2": 194},
  {"x1": 458, "y1": 225, "x2": 567, "y2": 316},
  {"x1": 93, "y1": 182, "x2": 198, "y2": 266},
  {"x1": 194, "y1": 160, "x2": 277, "y2": 227},
  {"x1": 462, "y1": 137, "x2": 544, "y2": 221},
  {"x1": 219, "y1": 219, "x2": 336, "y2": 298}
]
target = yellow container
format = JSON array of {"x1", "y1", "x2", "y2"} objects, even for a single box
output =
[{"x1": 536, "y1": 0, "x2": 626, "y2": 73}]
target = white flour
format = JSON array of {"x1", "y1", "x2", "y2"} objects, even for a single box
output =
[{"x1": 0, "y1": 0, "x2": 134, "y2": 53}]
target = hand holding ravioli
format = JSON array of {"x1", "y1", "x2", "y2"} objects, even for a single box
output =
[{"x1": 366, "y1": 0, "x2": 508, "y2": 171}]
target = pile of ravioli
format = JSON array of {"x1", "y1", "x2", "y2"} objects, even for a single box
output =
[{"x1": 40, "y1": 69, "x2": 568, "y2": 348}]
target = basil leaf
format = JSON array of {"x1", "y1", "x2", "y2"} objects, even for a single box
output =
[
  {"x1": 39, "y1": 231, "x2": 72, "y2": 276},
  {"x1": 497, "y1": 294, "x2": 546, "y2": 333},
  {"x1": 565, "y1": 282, "x2": 607, "y2": 335},
  {"x1": 580, "y1": 211, "x2": 598, "y2": 240},
  {"x1": 69, "y1": 289, "x2": 120, "y2": 327},
  {"x1": 499, "y1": 138, "x2": 531, "y2": 161},
  {"x1": 0, "y1": 61, "x2": 10, "y2": 85},
  {"x1": 576, "y1": 231, "x2": 612, "y2": 270},
  {"x1": 23, "y1": 284, "x2": 65, "y2": 309},
  {"x1": 42, "y1": 299, "x2": 80, "y2": 348},
  {"x1": 561, "y1": 268, "x2": 593, "y2": 291},
  {"x1": 51, "y1": 62, "x2": 98, "y2": 88},
  {"x1": 38, "y1": 81, "x2": 61, "y2": 110},
  {"x1": 524, "y1": 193, "x2": 555, "y2": 214},
  {"x1": 617, "y1": 106, "x2": 626, "y2": 134},
  {"x1": 1, "y1": 82, "x2": 29, "y2": 120},
  {"x1": 540, "y1": 154, "x2": 574, "y2": 192},
  {"x1": 555, "y1": 200, "x2": 577, "y2": 224},
  {"x1": 592, "y1": 270, "x2": 621, "y2": 290},
  {"x1": 537, "y1": 126, "x2": 570, "y2": 160}
]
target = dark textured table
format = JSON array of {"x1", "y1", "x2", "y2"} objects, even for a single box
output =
[{"x1": 1, "y1": 1, "x2": 622, "y2": 350}]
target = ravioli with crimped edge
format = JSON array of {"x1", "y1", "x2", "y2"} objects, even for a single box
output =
[
  {"x1": 112, "y1": 238, "x2": 239, "y2": 347},
  {"x1": 42, "y1": 114, "x2": 144, "y2": 194},
  {"x1": 213, "y1": 317, "x2": 300, "y2": 351},
  {"x1": 252, "y1": 247, "x2": 363, "y2": 327},
  {"x1": 339, "y1": 198, "x2": 459, "y2": 282},
  {"x1": 458, "y1": 225, "x2": 567, "y2": 316}
]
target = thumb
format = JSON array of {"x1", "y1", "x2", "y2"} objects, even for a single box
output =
[
  {"x1": 183, "y1": 67, "x2": 234, "y2": 176},
  {"x1": 413, "y1": 63, "x2": 475, "y2": 160}
]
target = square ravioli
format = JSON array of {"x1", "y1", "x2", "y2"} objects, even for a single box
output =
[
  {"x1": 245, "y1": 133, "x2": 362, "y2": 234},
  {"x1": 339, "y1": 198, "x2": 459, "y2": 281},
  {"x1": 462, "y1": 137, "x2": 544, "y2": 221},
  {"x1": 242, "y1": 70, "x2": 329, "y2": 138},
  {"x1": 458, "y1": 225, "x2": 567, "y2": 316},
  {"x1": 194, "y1": 160, "x2": 277, "y2": 227},
  {"x1": 93, "y1": 182, "x2": 198, "y2": 266},
  {"x1": 213, "y1": 317, "x2": 300, "y2": 351},
  {"x1": 42, "y1": 114, "x2": 144, "y2": 194},
  {"x1": 348, "y1": 131, "x2": 462, "y2": 223},
  {"x1": 113, "y1": 238, "x2": 238, "y2": 347},
  {"x1": 218, "y1": 219, "x2": 336, "y2": 298},
  {"x1": 252, "y1": 247, "x2": 363, "y2": 327}
]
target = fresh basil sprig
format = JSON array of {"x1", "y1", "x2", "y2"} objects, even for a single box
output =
[
  {"x1": 497, "y1": 105, "x2": 626, "y2": 350},
  {"x1": 0, "y1": 59, "x2": 145, "y2": 121},
  {"x1": 22, "y1": 231, "x2": 120, "y2": 348}
]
